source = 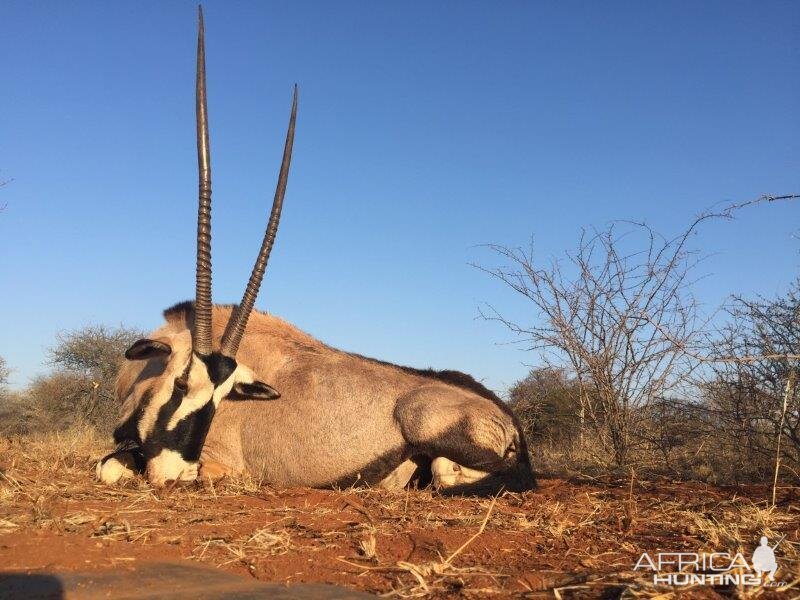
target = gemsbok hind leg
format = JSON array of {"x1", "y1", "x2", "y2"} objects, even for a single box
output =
[
  {"x1": 377, "y1": 458, "x2": 420, "y2": 489},
  {"x1": 394, "y1": 387, "x2": 521, "y2": 492},
  {"x1": 376, "y1": 455, "x2": 434, "y2": 490}
]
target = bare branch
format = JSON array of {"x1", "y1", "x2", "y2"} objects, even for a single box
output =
[{"x1": 476, "y1": 193, "x2": 798, "y2": 467}]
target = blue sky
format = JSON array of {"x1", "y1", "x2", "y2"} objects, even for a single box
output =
[{"x1": 1, "y1": 1, "x2": 797, "y2": 394}]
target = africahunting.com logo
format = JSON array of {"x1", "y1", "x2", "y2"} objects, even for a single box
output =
[{"x1": 634, "y1": 535, "x2": 784, "y2": 587}]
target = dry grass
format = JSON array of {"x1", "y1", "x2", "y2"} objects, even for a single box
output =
[{"x1": 0, "y1": 427, "x2": 798, "y2": 598}]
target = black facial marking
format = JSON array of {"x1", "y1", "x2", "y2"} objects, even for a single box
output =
[
  {"x1": 141, "y1": 385, "x2": 216, "y2": 463},
  {"x1": 113, "y1": 390, "x2": 150, "y2": 446},
  {"x1": 199, "y1": 353, "x2": 238, "y2": 386},
  {"x1": 146, "y1": 350, "x2": 241, "y2": 462}
]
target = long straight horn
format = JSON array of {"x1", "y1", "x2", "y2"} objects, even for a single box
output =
[
  {"x1": 193, "y1": 5, "x2": 213, "y2": 356},
  {"x1": 219, "y1": 86, "x2": 298, "y2": 358}
]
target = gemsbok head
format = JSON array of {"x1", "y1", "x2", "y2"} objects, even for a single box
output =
[{"x1": 106, "y1": 7, "x2": 296, "y2": 485}]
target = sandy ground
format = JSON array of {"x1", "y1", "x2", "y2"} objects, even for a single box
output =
[{"x1": 0, "y1": 429, "x2": 798, "y2": 598}]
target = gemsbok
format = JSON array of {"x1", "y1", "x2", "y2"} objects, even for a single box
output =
[{"x1": 96, "y1": 8, "x2": 535, "y2": 495}]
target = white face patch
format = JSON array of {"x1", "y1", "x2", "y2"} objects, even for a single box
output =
[
  {"x1": 145, "y1": 448, "x2": 198, "y2": 487},
  {"x1": 431, "y1": 457, "x2": 489, "y2": 489}
]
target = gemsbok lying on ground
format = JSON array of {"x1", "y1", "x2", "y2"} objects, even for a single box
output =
[{"x1": 96, "y1": 8, "x2": 535, "y2": 495}]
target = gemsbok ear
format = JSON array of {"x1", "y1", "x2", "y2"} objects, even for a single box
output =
[
  {"x1": 228, "y1": 381, "x2": 281, "y2": 401},
  {"x1": 124, "y1": 338, "x2": 173, "y2": 360}
]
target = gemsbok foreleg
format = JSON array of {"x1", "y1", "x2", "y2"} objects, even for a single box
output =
[{"x1": 96, "y1": 448, "x2": 145, "y2": 484}]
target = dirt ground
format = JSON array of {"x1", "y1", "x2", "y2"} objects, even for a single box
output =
[{"x1": 0, "y1": 429, "x2": 798, "y2": 599}]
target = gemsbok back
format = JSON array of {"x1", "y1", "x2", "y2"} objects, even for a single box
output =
[{"x1": 97, "y1": 8, "x2": 535, "y2": 495}]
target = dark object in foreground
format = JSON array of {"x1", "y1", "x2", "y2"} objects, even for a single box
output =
[{"x1": 0, "y1": 561, "x2": 375, "y2": 600}]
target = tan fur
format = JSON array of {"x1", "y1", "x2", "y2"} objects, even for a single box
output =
[{"x1": 198, "y1": 459, "x2": 236, "y2": 481}]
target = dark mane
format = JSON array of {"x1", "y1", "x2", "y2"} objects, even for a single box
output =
[
  {"x1": 163, "y1": 300, "x2": 195, "y2": 320},
  {"x1": 164, "y1": 300, "x2": 270, "y2": 322},
  {"x1": 346, "y1": 352, "x2": 509, "y2": 408}
]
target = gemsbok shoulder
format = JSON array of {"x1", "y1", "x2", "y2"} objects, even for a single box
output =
[{"x1": 96, "y1": 8, "x2": 535, "y2": 495}]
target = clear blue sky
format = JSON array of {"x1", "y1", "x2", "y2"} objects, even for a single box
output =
[{"x1": 1, "y1": 1, "x2": 797, "y2": 394}]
